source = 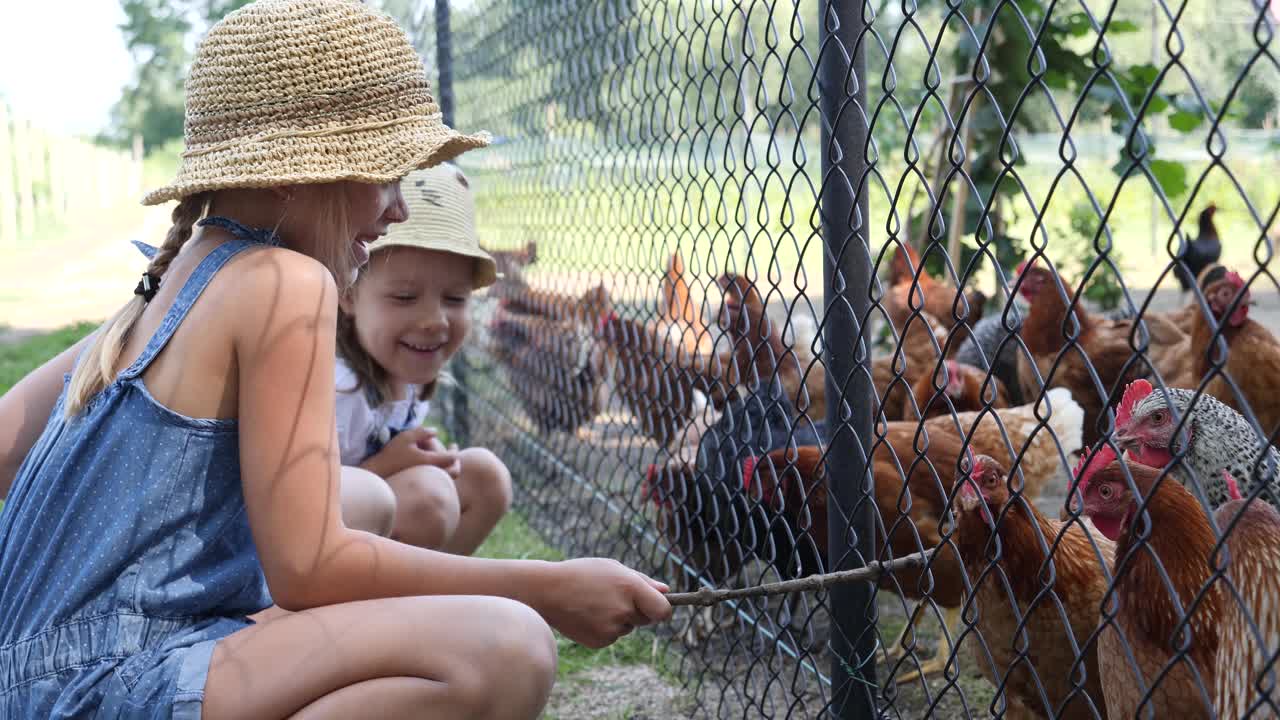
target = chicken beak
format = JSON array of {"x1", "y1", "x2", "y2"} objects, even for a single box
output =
[{"x1": 1112, "y1": 430, "x2": 1138, "y2": 454}]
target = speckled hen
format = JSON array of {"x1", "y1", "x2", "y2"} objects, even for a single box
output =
[{"x1": 1114, "y1": 378, "x2": 1280, "y2": 509}]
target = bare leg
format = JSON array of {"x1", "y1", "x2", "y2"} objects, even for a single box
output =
[
  {"x1": 339, "y1": 466, "x2": 396, "y2": 537},
  {"x1": 441, "y1": 448, "x2": 513, "y2": 556},
  {"x1": 895, "y1": 606, "x2": 962, "y2": 683},
  {"x1": 203, "y1": 595, "x2": 556, "y2": 720},
  {"x1": 385, "y1": 465, "x2": 461, "y2": 550}
]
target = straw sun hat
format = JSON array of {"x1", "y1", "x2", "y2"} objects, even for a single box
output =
[
  {"x1": 143, "y1": 0, "x2": 488, "y2": 206},
  {"x1": 369, "y1": 163, "x2": 497, "y2": 288}
]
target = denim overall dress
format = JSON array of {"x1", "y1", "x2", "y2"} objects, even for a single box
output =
[{"x1": 0, "y1": 220, "x2": 278, "y2": 718}]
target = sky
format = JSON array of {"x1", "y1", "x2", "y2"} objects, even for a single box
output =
[{"x1": 0, "y1": 2, "x2": 133, "y2": 137}]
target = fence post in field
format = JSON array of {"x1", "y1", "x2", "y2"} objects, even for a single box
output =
[
  {"x1": 28, "y1": 126, "x2": 47, "y2": 219},
  {"x1": 435, "y1": 0, "x2": 470, "y2": 446},
  {"x1": 11, "y1": 113, "x2": 34, "y2": 240},
  {"x1": 0, "y1": 102, "x2": 16, "y2": 245},
  {"x1": 818, "y1": 0, "x2": 878, "y2": 714}
]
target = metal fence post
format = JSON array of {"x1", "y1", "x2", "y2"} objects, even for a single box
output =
[
  {"x1": 434, "y1": 0, "x2": 469, "y2": 446},
  {"x1": 818, "y1": 0, "x2": 877, "y2": 715}
]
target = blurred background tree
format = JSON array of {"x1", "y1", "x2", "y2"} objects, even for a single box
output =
[{"x1": 102, "y1": 0, "x2": 253, "y2": 153}]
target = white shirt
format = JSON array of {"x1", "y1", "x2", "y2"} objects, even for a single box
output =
[{"x1": 334, "y1": 358, "x2": 431, "y2": 466}]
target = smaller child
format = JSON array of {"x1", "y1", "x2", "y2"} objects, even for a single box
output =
[{"x1": 335, "y1": 162, "x2": 510, "y2": 555}]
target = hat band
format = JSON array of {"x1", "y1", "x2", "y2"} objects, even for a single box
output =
[{"x1": 182, "y1": 114, "x2": 438, "y2": 159}]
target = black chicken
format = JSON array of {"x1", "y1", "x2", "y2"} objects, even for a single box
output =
[
  {"x1": 1173, "y1": 204, "x2": 1221, "y2": 292},
  {"x1": 644, "y1": 379, "x2": 828, "y2": 643}
]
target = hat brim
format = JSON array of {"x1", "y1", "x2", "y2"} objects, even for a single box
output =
[
  {"x1": 371, "y1": 240, "x2": 498, "y2": 289},
  {"x1": 142, "y1": 116, "x2": 490, "y2": 206}
]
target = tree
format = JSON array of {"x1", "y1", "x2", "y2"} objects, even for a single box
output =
[{"x1": 106, "y1": 0, "x2": 253, "y2": 153}]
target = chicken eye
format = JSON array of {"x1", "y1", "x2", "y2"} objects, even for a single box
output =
[
  {"x1": 1099, "y1": 485, "x2": 1113, "y2": 500},
  {"x1": 1151, "y1": 411, "x2": 1166, "y2": 425}
]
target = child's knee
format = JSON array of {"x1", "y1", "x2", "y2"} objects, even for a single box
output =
[
  {"x1": 391, "y1": 466, "x2": 461, "y2": 546},
  {"x1": 460, "y1": 448, "x2": 513, "y2": 514},
  {"x1": 339, "y1": 466, "x2": 397, "y2": 536}
]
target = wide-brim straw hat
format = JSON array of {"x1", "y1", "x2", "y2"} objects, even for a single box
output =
[
  {"x1": 143, "y1": 0, "x2": 488, "y2": 206},
  {"x1": 369, "y1": 164, "x2": 496, "y2": 288}
]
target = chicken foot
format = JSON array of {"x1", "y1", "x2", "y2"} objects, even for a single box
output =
[{"x1": 883, "y1": 605, "x2": 962, "y2": 683}]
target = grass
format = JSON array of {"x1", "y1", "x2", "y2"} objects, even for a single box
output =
[
  {"x1": 475, "y1": 510, "x2": 674, "y2": 684},
  {"x1": 0, "y1": 322, "x2": 96, "y2": 393}
]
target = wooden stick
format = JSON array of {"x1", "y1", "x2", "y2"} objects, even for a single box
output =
[{"x1": 665, "y1": 548, "x2": 938, "y2": 607}]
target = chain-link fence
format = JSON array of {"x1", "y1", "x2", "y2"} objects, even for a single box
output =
[{"x1": 416, "y1": 0, "x2": 1280, "y2": 715}]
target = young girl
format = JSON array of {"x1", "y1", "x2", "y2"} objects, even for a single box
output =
[
  {"x1": 335, "y1": 162, "x2": 511, "y2": 555},
  {"x1": 0, "y1": 2, "x2": 670, "y2": 718}
]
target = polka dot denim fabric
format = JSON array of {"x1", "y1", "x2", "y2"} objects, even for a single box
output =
[{"x1": 0, "y1": 227, "x2": 278, "y2": 718}]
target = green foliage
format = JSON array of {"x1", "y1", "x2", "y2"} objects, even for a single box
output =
[
  {"x1": 107, "y1": 0, "x2": 253, "y2": 152},
  {"x1": 1046, "y1": 200, "x2": 1124, "y2": 310}
]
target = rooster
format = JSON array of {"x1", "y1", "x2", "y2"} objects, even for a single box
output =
[
  {"x1": 1173, "y1": 204, "x2": 1221, "y2": 293},
  {"x1": 491, "y1": 281, "x2": 609, "y2": 323},
  {"x1": 485, "y1": 240, "x2": 538, "y2": 280},
  {"x1": 1077, "y1": 449, "x2": 1230, "y2": 719},
  {"x1": 1187, "y1": 268, "x2": 1280, "y2": 442},
  {"x1": 957, "y1": 259, "x2": 1202, "y2": 408},
  {"x1": 954, "y1": 454, "x2": 1113, "y2": 719},
  {"x1": 950, "y1": 262, "x2": 1045, "y2": 408},
  {"x1": 1113, "y1": 378, "x2": 1280, "y2": 509},
  {"x1": 873, "y1": 310, "x2": 951, "y2": 422},
  {"x1": 1016, "y1": 262, "x2": 1189, "y2": 446}
]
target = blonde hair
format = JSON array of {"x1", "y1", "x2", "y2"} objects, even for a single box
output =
[
  {"x1": 63, "y1": 183, "x2": 359, "y2": 418},
  {"x1": 336, "y1": 255, "x2": 436, "y2": 408},
  {"x1": 64, "y1": 193, "x2": 210, "y2": 417}
]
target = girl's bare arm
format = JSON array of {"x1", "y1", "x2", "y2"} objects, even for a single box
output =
[
  {"x1": 232, "y1": 249, "x2": 670, "y2": 646},
  {"x1": 0, "y1": 333, "x2": 93, "y2": 499}
]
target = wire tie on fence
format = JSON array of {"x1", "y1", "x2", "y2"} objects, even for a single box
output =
[{"x1": 665, "y1": 548, "x2": 937, "y2": 607}]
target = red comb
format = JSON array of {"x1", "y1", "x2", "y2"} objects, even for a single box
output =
[
  {"x1": 1225, "y1": 270, "x2": 1245, "y2": 288},
  {"x1": 1224, "y1": 470, "x2": 1243, "y2": 501},
  {"x1": 597, "y1": 311, "x2": 619, "y2": 335},
  {"x1": 643, "y1": 464, "x2": 659, "y2": 503},
  {"x1": 1074, "y1": 445, "x2": 1118, "y2": 490},
  {"x1": 1116, "y1": 379, "x2": 1154, "y2": 429},
  {"x1": 742, "y1": 455, "x2": 758, "y2": 493}
]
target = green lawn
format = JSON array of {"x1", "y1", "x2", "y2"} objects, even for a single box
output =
[
  {"x1": 470, "y1": 145, "x2": 1277, "y2": 302},
  {"x1": 474, "y1": 512, "x2": 670, "y2": 682},
  {"x1": 0, "y1": 322, "x2": 96, "y2": 394}
]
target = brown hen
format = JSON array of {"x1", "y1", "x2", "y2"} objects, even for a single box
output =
[
  {"x1": 882, "y1": 241, "x2": 987, "y2": 351},
  {"x1": 955, "y1": 454, "x2": 1113, "y2": 719},
  {"x1": 1189, "y1": 268, "x2": 1280, "y2": 442},
  {"x1": 1079, "y1": 450, "x2": 1228, "y2": 719},
  {"x1": 711, "y1": 273, "x2": 826, "y2": 422},
  {"x1": 1016, "y1": 263, "x2": 1189, "y2": 446},
  {"x1": 748, "y1": 388, "x2": 1085, "y2": 679}
]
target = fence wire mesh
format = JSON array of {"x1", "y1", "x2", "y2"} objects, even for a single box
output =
[{"x1": 415, "y1": 0, "x2": 1280, "y2": 715}]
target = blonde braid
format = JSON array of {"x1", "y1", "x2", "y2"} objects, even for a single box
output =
[{"x1": 64, "y1": 194, "x2": 209, "y2": 417}]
